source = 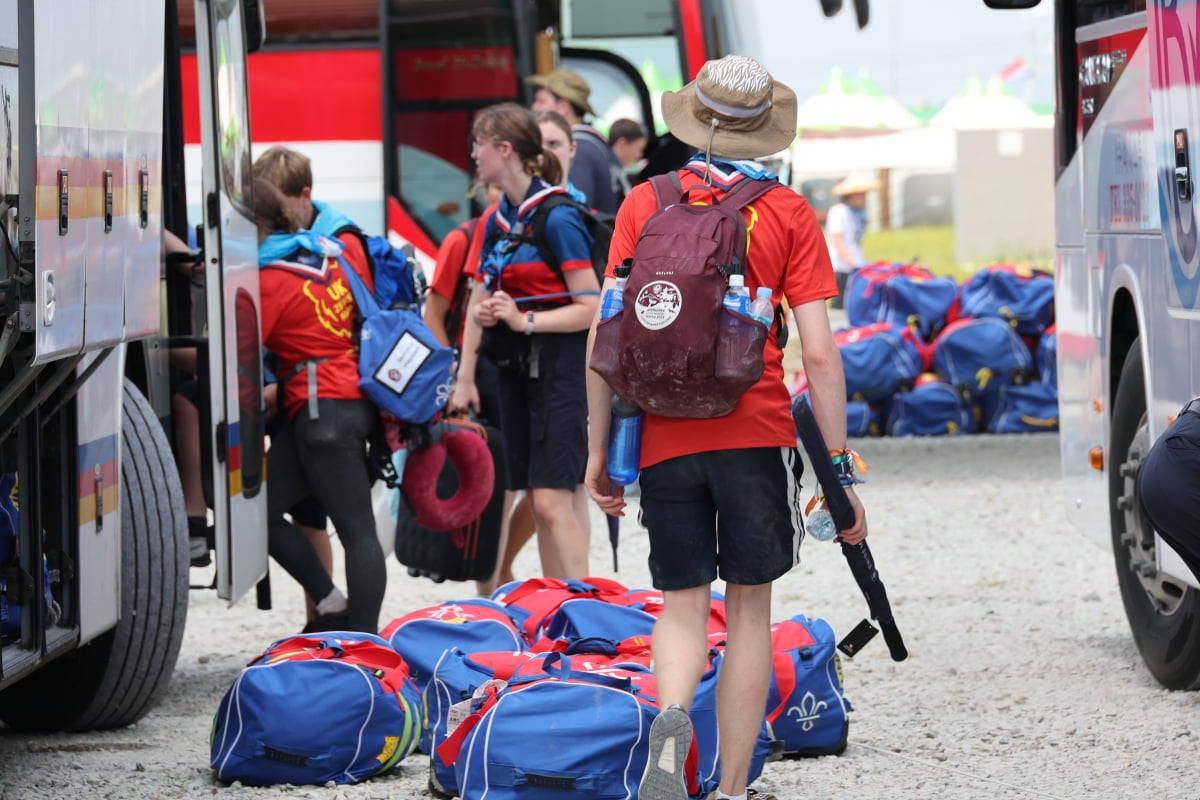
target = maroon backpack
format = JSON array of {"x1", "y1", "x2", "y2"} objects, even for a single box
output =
[{"x1": 590, "y1": 172, "x2": 780, "y2": 418}]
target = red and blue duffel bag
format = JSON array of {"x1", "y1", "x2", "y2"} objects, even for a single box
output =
[
  {"x1": 846, "y1": 260, "x2": 959, "y2": 341},
  {"x1": 930, "y1": 316, "x2": 1034, "y2": 400},
  {"x1": 886, "y1": 376, "x2": 979, "y2": 436},
  {"x1": 791, "y1": 388, "x2": 882, "y2": 439},
  {"x1": 836, "y1": 322, "x2": 929, "y2": 403},
  {"x1": 438, "y1": 654, "x2": 708, "y2": 800},
  {"x1": 764, "y1": 615, "x2": 851, "y2": 756},
  {"x1": 1036, "y1": 324, "x2": 1057, "y2": 390},
  {"x1": 380, "y1": 597, "x2": 523, "y2": 696},
  {"x1": 951, "y1": 263, "x2": 1055, "y2": 336},
  {"x1": 210, "y1": 632, "x2": 422, "y2": 786},
  {"x1": 490, "y1": 576, "x2": 629, "y2": 645}
]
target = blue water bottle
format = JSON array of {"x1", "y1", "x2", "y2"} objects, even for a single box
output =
[
  {"x1": 607, "y1": 397, "x2": 643, "y2": 486},
  {"x1": 600, "y1": 262, "x2": 632, "y2": 320}
]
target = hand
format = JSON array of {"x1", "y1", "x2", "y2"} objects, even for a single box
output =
[
  {"x1": 450, "y1": 380, "x2": 480, "y2": 415},
  {"x1": 835, "y1": 485, "x2": 868, "y2": 545},
  {"x1": 585, "y1": 451, "x2": 626, "y2": 517}
]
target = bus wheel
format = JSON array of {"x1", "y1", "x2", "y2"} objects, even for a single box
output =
[
  {"x1": 1110, "y1": 342, "x2": 1200, "y2": 690},
  {"x1": 0, "y1": 380, "x2": 189, "y2": 731}
]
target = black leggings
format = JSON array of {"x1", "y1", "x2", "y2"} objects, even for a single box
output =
[{"x1": 266, "y1": 399, "x2": 384, "y2": 632}]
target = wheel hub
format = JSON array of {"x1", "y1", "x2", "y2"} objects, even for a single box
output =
[{"x1": 1120, "y1": 421, "x2": 1189, "y2": 615}]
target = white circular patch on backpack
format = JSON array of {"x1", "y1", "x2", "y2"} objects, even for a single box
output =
[{"x1": 634, "y1": 281, "x2": 682, "y2": 330}]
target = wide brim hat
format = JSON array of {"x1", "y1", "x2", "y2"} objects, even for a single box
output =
[
  {"x1": 661, "y1": 55, "x2": 797, "y2": 160},
  {"x1": 525, "y1": 69, "x2": 596, "y2": 117},
  {"x1": 833, "y1": 171, "x2": 881, "y2": 195}
]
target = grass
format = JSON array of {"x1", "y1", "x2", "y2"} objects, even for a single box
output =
[{"x1": 862, "y1": 225, "x2": 1053, "y2": 284}]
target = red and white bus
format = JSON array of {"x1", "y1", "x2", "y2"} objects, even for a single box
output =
[
  {"x1": 989, "y1": 0, "x2": 1200, "y2": 689},
  {"x1": 179, "y1": 0, "x2": 858, "y2": 260}
]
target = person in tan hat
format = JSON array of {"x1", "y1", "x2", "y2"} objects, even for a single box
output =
[
  {"x1": 827, "y1": 170, "x2": 880, "y2": 308},
  {"x1": 585, "y1": 54, "x2": 867, "y2": 800},
  {"x1": 527, "y1": 68, "x2": 629, "y2": 214}
]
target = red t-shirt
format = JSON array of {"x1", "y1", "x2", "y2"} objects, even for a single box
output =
[
  {"x1": 607, "y1": 170, "x2": 836, "y2": 468},
  {"x1": 260, "y1": 233, "x2": 372, "y2": 418}
]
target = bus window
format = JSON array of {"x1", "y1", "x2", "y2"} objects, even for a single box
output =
[
  {"x1": 1077, "y1": 0, "x2": 1145, "y2": 27},
  {"x1": 383, "y1": 0, "x2": 524, "y2": 243},
  {"x1": 211, "y1": 0, "x2": 254, "y2": 218}
]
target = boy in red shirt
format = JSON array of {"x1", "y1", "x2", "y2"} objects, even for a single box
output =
[{"x1": 585, "y1": 55, "x2": 868, "y2": 800}]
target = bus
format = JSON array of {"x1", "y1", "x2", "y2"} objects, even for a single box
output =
[
  {"x1": 0, "y1": 0, "x2": 265, "y2": 730},
  {"x1": 988, "y1": 0, "x2": 1200, "y2": 690},
  {"x1": 179, "y1": 0, "x2": 861, "y2": 260}
]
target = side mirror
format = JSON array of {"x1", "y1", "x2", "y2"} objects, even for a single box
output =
[
  {"x1": 243, "y1": 0, "x2": 266, "y2": 53},
  {"x1": 854, "y1": 0, "x2": 869, "y2": 28},
  {"x1": 819, "y1": 0, "x2": 843, "y2": 16},
  {"x1": 983, "y1": 0, "x2": 1042, "y2": 8}
]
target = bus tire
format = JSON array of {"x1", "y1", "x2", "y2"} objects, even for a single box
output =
[
  {"x1": 1109, "y1": 341, "x2": 1200, "y2": 690},
  {"x1": 0, "y1": 379, "x2": 189, "y2": 730}
]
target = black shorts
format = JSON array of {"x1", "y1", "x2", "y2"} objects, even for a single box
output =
[
  {"x1": 638, "y1": 446, "x2": 806, "y2": 590},
  {"x1": 497, "y1": 331, "x2": 588, "y2": 492}
]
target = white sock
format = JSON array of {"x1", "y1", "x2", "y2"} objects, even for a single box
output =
[
  {"x1": 315, "y1": 586, "x2": 347, "y2": 615},
  {"x1": 716, "y1": 793, "x2": 747, "y2": 800}
]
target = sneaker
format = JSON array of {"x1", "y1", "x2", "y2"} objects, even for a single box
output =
[
  {"x1": 639, "y1": 704, "x2": 691, "y2": 800},
  {"x1": 301, "y1": 610, "x2": 351, "y2": 634},
  {"x1": 189, "y1": 535, "x2": 211, "y2": 568}
]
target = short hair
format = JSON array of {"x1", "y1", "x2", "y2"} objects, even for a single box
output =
[
  {"x1": 253, "y1": 146, "x2": 312, "y2": 198},
  {"x1": 609, "y1": 118, "x2": 647, "y2": 143}
]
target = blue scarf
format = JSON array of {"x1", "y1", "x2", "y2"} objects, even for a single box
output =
[
  {"x1": 310, "y1": 199, "x2": 358, "y2": 238},
  {"x1": 258, "y1": 230, "x2": 343, "y2": 268},
  {"x1": 685, "y1": 154, "x2": 778, "y2": 182}
]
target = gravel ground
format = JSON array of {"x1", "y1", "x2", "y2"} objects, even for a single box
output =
[{"x1": 2, "y1": 433, "x2": 1199, "y2": 800}]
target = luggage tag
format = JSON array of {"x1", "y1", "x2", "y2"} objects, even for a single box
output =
[
  {"x1": 837, "y1": 619, "x2": 879, "y2": 658},
  {"x1": 445, "y1": 678, "x2": 507, "y2": 735}
]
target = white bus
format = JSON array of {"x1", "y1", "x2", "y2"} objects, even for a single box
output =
[{"x1": 989, "y1": 0, "x2": 1200, "y2": 689}]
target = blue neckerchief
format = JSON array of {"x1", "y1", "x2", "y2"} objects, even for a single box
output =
[
  {"x1": 565, "y1": 181, "x2": 588, "y2": 204},
  {"x1": 258, "y1": 230, "x2": 343, "y2": 268},
  {"x1": 686, "y1": 153, "x2": 778, "y2": 182},
  {"x1": 309, "y1": 199, "x2": 358, "y2": 238}
]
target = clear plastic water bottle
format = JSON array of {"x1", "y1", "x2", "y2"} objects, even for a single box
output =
[
  {"x1": 607, "y1": 397, "x2": 643, "y2": 486},
  {"x1": 600, "y1": 263, "x2": 632, "y2": 321},
  {"x1": 723, "y1": 273, "x2": 750, "y2": 314},
  {"x1": 806, "y1": 507, "x2": 838, "y2": 541},
  {"x1": 749, "y1": 287, "x2": 773, "y2": 327}
]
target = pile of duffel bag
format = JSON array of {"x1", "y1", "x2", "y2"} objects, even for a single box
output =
[
  {"x1": 209, "y1": 577, "x2": 852, "y2": 796},
  {"x1": 791, "y1": 261, "x2": 1058, "y2": 437}
]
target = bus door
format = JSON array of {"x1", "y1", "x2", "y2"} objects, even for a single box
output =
[{"x1": 193, "y1": 0, "x2": 268, "y2": 603}]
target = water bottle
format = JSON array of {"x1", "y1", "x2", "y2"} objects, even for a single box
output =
[
  {"x1": 806, "y1": 507, "x2": 838, "y2": 541},
  {"x1": 749, "y1": 287, "x2": 773, "y2": 327},
  {"x1": 600, "y1": 263, "x2": 632, "y2": 320},
  {"x1": 723, "y1": 273, "x2": 750, "y2": 314},
  {"x1": 607, "y1": 397, "x2": 643, "y2": 486}
]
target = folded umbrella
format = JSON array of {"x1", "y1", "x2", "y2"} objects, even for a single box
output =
[{"x1": 792, "y1": 393, "x2": 907, "y2": 661}]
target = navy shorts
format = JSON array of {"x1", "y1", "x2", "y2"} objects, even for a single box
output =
[
  {"x1": 638, "y1": 446, "x2": 806, "y2": 590},
  {"x1": 497, "y1": 330, "x2": 588, "y2": 491}
]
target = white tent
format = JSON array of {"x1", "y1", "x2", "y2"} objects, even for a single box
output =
[
  {"x1": 791, "y1": 126, "x2": 956, "y2": 175},
  {"x1": 929, "y1": 76, "x2": 1050, "y2": 130},
  {"x1": 795, "y1": 68, "x2": 920, "y2": 132}
]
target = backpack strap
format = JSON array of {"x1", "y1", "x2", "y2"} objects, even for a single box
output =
[
  {"x1": 717, "y1": 175, "x2": 781, "y2": 210},
  {"x1": 649, "y1": 172, "x2": 685, "y2": 209},
  {"x1": 526, "y1": 192, "x2": 582, "y2": 289}
]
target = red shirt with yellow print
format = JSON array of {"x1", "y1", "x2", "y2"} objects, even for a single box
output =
[
  {"x1": 606, "y1": 166, "x2": 837, "y2": 468},
  {"x1": 260, "y1": 235, "x2": 373, "y2": 419}
]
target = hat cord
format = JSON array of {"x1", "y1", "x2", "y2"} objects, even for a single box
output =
[{"x1": 702, "y1": 119, "x2": 718, "y2": 185}]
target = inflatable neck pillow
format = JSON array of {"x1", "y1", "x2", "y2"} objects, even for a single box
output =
[{"x1": 401, "y1": 424, "x2": 495, "y2": 531}]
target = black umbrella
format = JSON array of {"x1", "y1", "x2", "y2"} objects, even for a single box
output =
[
  {"x1": 608, "y1": 512, "x2": 620, "y2": 571},
  {"x1": 792, "y1": 393, "x2": 907, "y2": 661}
]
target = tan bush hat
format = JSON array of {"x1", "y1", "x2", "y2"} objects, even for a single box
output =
[
  {"x1": 833, "y1": 171, "x2": 881, "y2": 195},
  {"x1": 525, "y1": 69, "x2": 596, "y2": 117},
  {"x1": 660, "y1": 54, "x2": 797, "y2": 159}
]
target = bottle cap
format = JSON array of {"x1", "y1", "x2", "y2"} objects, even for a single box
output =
[
  {"x1": 611, "y1": 397, "x2": 642, "y2": 417},
  {"x1": 615, "y1": 263, "x2": 632, "y2": 279},
  {"x1": 729, "y1": 273, "x2": 745, "y2": 287},
  {"x1": 756, "y1": 287, "x2": 772, "y2": 299}
]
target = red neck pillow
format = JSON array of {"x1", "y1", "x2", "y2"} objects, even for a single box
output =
[{"x1": 401, "y1": 423, "x2": 495, "y2": 530}]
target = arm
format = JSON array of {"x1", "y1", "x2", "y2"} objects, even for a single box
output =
[
  {"x1": 449, "y1": 281, "x2": 488, "y2": 414},
  {"x1": 792, "y1": 298, "x2": 867, "y2": 543},
  {"x1": 585, "y1": 275, "x2": 622, "y2": 514},
  {"x1": 423, "y1": 293, "x2": 452, "y2": 347}
]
